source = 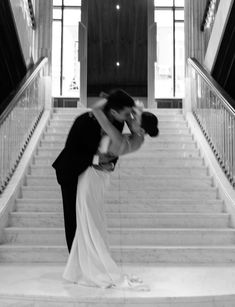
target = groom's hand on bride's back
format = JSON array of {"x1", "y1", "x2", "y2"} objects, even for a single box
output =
[{"x1": 98, "y1": 153, "x2": 114, "y2": 164}]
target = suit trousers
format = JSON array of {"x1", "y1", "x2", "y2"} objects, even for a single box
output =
[{"x1": 61, "y1": 180, "x2": 78, "y2": 252}]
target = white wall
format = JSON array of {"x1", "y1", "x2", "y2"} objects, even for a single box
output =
[{"x1": 9, "y1": 0, "x2": 36, "y2": 67}]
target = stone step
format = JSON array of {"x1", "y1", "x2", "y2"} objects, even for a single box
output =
[
  {"x1": 112, "y1": 245, "x2": 235, "y2": 263},
  {"x1": 42, "y1": 133, "x2": 193, "y2": 143},
  {"x1": 35, "y1": 148, "x2": 201, "y2": 162},
  {"x1": 36, "y1": 148, "x2": 201, "y2": 159},
  {"x1": 4, "y1": 228, "x2": 66, "y2": 245},
  {"x1": 42, "y1": 132, "x2": 193, "y2": 142},
  {"x1": 51, "y1": 117, "x2": 186, "y2": 124},
  {"x1": 49, "y1": 120, "x2": 187, "y2": 130},
  {"x1": 51, "y1": 113, "x2": 185, "y2": 121},
  {"x1": 52, "y1": 108, "x2": 86, "y2": 114},
  {"x1": 0, "y1": 245, "x2": 66, "y2": 262},
  {"x1": 109, "y1": 228, "x2": 235, "y2": 246},
  {"x1": 25, "y1": 175, "x2": 213, "y2": 189},
  {"x1": 15, "y1": 198, "x2": 224, "y2": 213},
  {"x1": 46, "y1": 126, "x2": 190, "y2": 135},
  {"x1": 52, "y1": 109, "x2": 183, "y2": 115},
  {"x1": 45, "y1": 126, "x2": 191, "y2": 136},
  {"x1": 8, "y1": 212, "x2": 229, "y2": 229},
  {"x1": 40, "y1": 134, "x2": 195, "y2": 144},
  {"x1": 1, "y1": 244, "x2": 235, "y2": 263},
  {"x1": 53, "y1": 107, "x2": 182, "y2": 114},
  {"x1": 39, "y1": 141, "x2": 198, "y2": 153},
  {"x1": 21, "y1": 186, "x2": 218, "y2": 200},
  {"x1": 49, "y1": 117, "x2": 187, "y2": 125},
  {"x1": 49, "y1": 121, "x2": 189, "y2": 132},
  {"x1": 3, "y1": 227, "x2": 235, "y2": 246},
  {"x1": 29, "y1": 165, "x2": 209, "y2": 177},
  {"x1": 39, "y1": 141, "x2": 197, "y2": 150},
  {"x1": 107, "y1": 189, "x2": 218, "y2": 200},
  {"x1": 112, "y1": 166, "x2": 208, "y2": 177},
  {"x1": 151, "y1": 110, "x2": 183, "y2": 115},
  {"x1": 32, "y1": 156, "x2": 204, "y2": 167}
]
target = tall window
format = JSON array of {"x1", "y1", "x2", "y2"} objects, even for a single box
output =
[
  {"x1": 154, "y1": 0, "x2": 184, "y2": 98},
  {"x1": 52, "y1": 0, "x2": 81, "y2": 97}
]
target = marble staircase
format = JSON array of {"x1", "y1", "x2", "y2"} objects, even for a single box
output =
[{"x1": 1, "y1": 108, "x2": 235, "y2": 263}]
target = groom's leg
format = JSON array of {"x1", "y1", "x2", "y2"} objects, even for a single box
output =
[{"x1": 60, "y1": 181, "x2": 77, "y2": 252}]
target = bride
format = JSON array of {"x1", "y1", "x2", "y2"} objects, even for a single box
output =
[{"x1": 63, "y1": 98, "x2": 159, "y2": 290}]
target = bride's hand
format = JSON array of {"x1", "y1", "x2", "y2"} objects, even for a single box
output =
[
  {"x1": 132, "y1": 100, "x2": 143, "y2": 123},
  {"x1": 126, "y1": 115, "x2": 143, "y2": 134},
  {"x1": 127, "y1": 101, "x2": 143, "y2": 134},
  {"x1": 135, "y1": 99, "x2": 144, "y2": 111}
]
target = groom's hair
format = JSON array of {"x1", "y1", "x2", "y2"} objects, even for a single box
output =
[{"x1": 104, "y1": 89, "x2": 135, "y2": 112}]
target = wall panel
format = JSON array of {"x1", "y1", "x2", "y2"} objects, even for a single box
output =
[{"x1": 87, "y1": 0, "x2": 147, "y2": 97}]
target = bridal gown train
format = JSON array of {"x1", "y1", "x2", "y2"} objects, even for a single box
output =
[{"x1": 63, "y1": 166, "x2": 149, "y2": 290}]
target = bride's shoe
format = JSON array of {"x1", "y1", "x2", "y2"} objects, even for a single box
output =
[
  {"x1": 106, "y1": 283, "x2": 116, "y2": 289},
  {"x1": 120, "y1": 275, "x2": 150, "y2": 292},
  {"x1": 129, "y1": 274, "x2": 143, "y2": 284}
]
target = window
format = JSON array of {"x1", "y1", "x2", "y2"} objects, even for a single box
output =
[
  {"x1": 175, "y1": 22, "x2": 184, "y2": 97},
  {"x1": 155, "y1": 0, "x2": 173, "y2": 7},
  {"x1": 175, "y1": 0, "x2": 184, "y2": 7},
  {"x1": 64, "y1": 0, "x2": 81, "y2": 6},
  {"x1": 154, "y1": 10, "x2": 173, "y2": 98},
  {"x1": 154, "y1": 0, "x2": 184, "y2": 98},
  {"x1": 52, "y1": 0, "x2": 81, "y2": 97},
  {"x1": 52, "y1": 21, "x2": 61, "y2": 96}
]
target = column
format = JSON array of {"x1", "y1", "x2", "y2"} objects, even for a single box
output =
[
  {"x1": 79, "y1": 0, "x2": 88, "y2": 107},
  {"x1": 147, "y1": 0, "x2": 156, "y2": 108},
  {"x1": 34, "y1": 0, "x2": 53, "y2": 109}
]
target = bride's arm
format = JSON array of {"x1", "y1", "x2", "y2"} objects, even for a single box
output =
[
  {"x1": 92, "y1": 99, "x2": 144, "y2": 156},
  {"x1": 92, "y1": 99, "x2": 124, "y2": 148}
]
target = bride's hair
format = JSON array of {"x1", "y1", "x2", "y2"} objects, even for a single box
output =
[
  {"x1": 103, "y1": 89, "x2": 135, "y2": 112},
  {"x1": 141, "y1": 112, "x2": 159, "y2": 137}
]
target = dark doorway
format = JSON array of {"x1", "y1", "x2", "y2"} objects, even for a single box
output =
[{"x1": 0, "y1": 0, "x2": 27, "y2": 114}]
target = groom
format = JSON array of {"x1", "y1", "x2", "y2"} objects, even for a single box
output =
[{"x1": 52, "y1": 89, "x2": 135, "y2": 252}]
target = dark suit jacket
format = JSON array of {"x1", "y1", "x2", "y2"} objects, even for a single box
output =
[{"x1": 52, "y1": 111, "x2": 123, "y2": 185}]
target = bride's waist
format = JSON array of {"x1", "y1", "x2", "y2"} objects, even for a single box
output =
[{"x1": 92, "y1": 163, "x2": 114, "y2": 172}]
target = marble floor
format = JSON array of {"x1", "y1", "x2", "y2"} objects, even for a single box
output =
[{"x1": 1, "y1": 263, "x2": 235, "y2": 306}]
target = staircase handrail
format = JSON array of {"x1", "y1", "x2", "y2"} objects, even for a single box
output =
[
  {"x1": 188, "y1": 57, "x2": 235, "y2": 187},
  {"x1": 0, "y1": 57, "x2": 48, "y2": 194},
  {"x1": 0, "y1": 57, "x2": 48, "y2": 124},
  {"x1": 188, "y1": 58, "x2": 235, "y2": 115}
]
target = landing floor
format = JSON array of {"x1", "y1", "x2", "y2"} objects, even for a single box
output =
[{"x1": 0, "y1": 263, "x2": 235, "y2": 306}]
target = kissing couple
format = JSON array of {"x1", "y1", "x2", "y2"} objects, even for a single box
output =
[{"x1": 52, "y1": 89, "x2": 159, "y2": 290}]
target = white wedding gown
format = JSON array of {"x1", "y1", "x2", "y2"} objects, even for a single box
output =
[{"x1": 63, "y1": 166, "x2": 149, "y2": 290}]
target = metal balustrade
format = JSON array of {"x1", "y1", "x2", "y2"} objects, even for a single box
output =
[
  {"x1": 0, "y1": 58, "x2": 48, "y2": 194},
  {"x1": 189, "y1": 57, "x2": 235, "y2": 187}
]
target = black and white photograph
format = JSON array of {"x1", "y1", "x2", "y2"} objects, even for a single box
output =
[{"x1": 0, "y1": 0, "x2": 235, "y2": 306}]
